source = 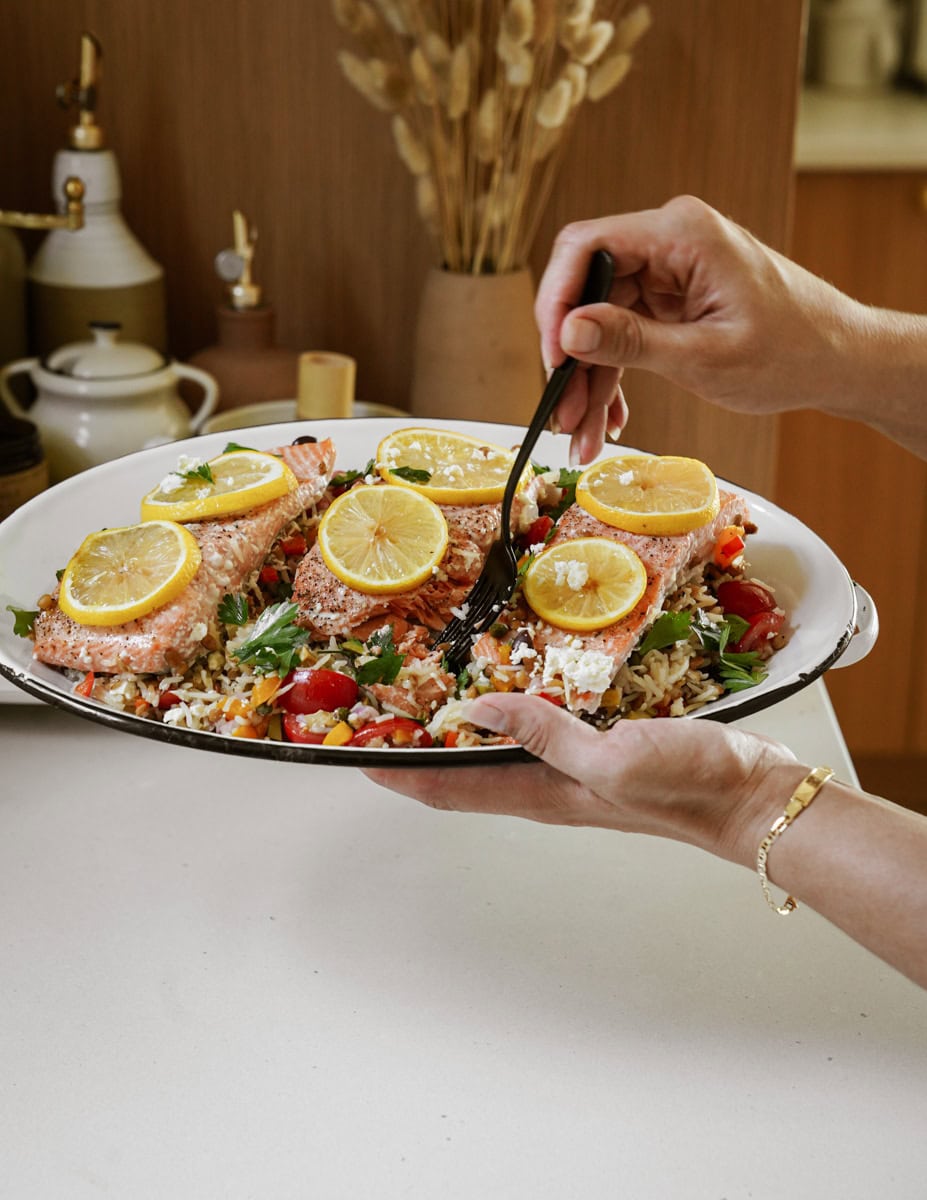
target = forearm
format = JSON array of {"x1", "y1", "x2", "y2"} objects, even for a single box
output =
[
  {"x1": 821, "y1": 302, "x2": 927, "y2": 460},
  {"x1": 716, "y1": 764, "x2": 927, "y2": 989}
]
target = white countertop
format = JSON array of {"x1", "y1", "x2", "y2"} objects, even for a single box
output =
[
  {"x1": 796, "y1": 85, "x2": 927, "y2": 170},
  {"x1": 1, "y1": 681, "x2": 925, "y2": 1199}
]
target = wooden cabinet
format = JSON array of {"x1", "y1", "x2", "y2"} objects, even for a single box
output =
[
  {"x1": 0, "y1": 0, "x2": 805, "y2": 499},
  {"x1": 780, "y1": 170, "x2": 927, "y2": 757}
]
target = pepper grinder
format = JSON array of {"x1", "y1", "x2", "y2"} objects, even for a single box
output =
[{"x1": 189, "y1": 210, "x2": 300, "y2": 412}]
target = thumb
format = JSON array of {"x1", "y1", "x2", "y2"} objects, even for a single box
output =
[
  {"x1": 464, "y1": 693, "x2": 606, "y2": 777},
  {"x1": 561, "y1": 303, "x2": 690, "y2": 376}
]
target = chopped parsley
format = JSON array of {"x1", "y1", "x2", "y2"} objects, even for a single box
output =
[
  {"x1": 635, "y1": 608, "x2": 767, "y2": 691},
  {"x1": 331, "y1": 459, "x2": 375, "y2": 489},
  {"x1": 390, "y1": 465, "x2": 432, "y2": 484},
  {"x1": 552, "y1": 467, "x2": 582, "y2": 517},
  {"x1": 637, "y1": 611, "x2": 692, "y2": 657},
  {"x1": 232, "y1": 601, "x2": 308, "y2": 675},
  {"x1": 7, "y1": 605, "x2": 37, "y2": 637},
  {"x1": 353, "y1": 625, "x2": 404, "y2": 686},
  {"x1": 218, "y1": 593, "x2": 250, "y2": 625},
  {"x1": 178, "y1": 461, "x2": 214, "y2": 485}
]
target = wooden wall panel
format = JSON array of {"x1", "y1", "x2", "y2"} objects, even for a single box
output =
[
  {"x1": 783, "y1": 171, "x2": 927, "y2": 755},
  {"x1": 1, "y1": 0, "x2": 803, "y2": 498}
]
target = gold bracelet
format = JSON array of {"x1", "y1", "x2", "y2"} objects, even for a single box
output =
[{"x1": 756, "y1": 766, "x2": 834, "y2": 915}]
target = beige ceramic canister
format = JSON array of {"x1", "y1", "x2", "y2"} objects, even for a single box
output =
[{"x1": 27, "y1": 33, "x2": 167, "y2": 356}]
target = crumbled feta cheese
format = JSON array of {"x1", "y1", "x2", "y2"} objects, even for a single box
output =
[
  {"x1": 510, "y1": 642, "x2": 537, "y2": 665},
  {"x1": 542, "y1": 639, "x2": 615, "y2": 696},
  {"x1": 553, "y1": 559, "x2": 589, "y2": 590}
]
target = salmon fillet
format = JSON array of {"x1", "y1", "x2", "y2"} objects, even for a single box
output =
[
  {"x1": 293, "y1": 492, "x2": 538, "y2": 639},
  {"x1": 33, "y1": 439, "x2": 336, "y2": 675},
  {"x1": 527, "y1": 489, "x2": 750, "y2": 707}
]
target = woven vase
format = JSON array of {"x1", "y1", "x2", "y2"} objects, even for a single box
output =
[{"x1": 409, "y1": 267, "x2": 545, "y2": 425}]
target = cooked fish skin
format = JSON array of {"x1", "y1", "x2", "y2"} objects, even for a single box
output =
[
  {"x1": 530, "y1": 489, "x2": 751, "y2": 672},
  {"x1": 32, "y1": 439, "x2": 336, "y2": 676},
  {"x1": 292, "y1": 494, "x2": 536, "y2": 640}
]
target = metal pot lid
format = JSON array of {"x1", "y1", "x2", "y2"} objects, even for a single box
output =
[{"x1": 44, "y1": 321, "x2": 166, "y2": 378}]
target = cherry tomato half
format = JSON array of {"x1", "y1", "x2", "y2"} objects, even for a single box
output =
[
  {"x1": 731, "y1": 609, "x2": 786, "y2": 653},
  {"x1": 521, "y1": 515, "x2": 554, "y2": 549},
  {"x1": 281, "y1": 713, "x2": 329, "y2": 744},
  {"x1": 279, "y1": 668, "x2": 359, "y2": 715},
  {"x1": 351, "y1": 717, "x2": 433, "y2": 748},
  {"x1": 716, "y1": 579, "x2": 777, "y2": 619}
]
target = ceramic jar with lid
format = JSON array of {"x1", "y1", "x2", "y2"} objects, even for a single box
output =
[
  {"x1": 0, "y1": 321, "x2": 218, "y2": 482},
  {"x1": 0, "y1": 412, "x2": 47, "y2": 521}
]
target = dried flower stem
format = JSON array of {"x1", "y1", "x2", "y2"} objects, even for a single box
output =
[{"x1": 333, "y1": 0, "x2": 649, "y2": 273}]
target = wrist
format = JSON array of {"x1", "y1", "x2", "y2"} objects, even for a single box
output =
[{"x1": 820, "y1": 301, "x2": 927, "y2": 457}]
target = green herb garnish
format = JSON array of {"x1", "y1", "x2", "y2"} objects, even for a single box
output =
[
  {"x1": 232, "y1": 601, "x2": 308, "y2": 675},
  {"x1": 223, "y1": 441, "x2": 259, "y2": 454},
  {"x1": 7, "y1": 605, "x2": 38, "y2": 637},
  {"x1": 552, "y1": 467, "x2": 582, "y2": 517},
  {"x1": 637, "y1": 611, "x2": 692, "y2": 657},
  {"x1": 355, "y1": 625, "x2": 404, "y2": 685},
  {"x1": 691, "y1": 610, "x2": 767, "y2": 690},
  {"x1": 331, "y1": 459, "x2": 375, "y2": 490},
  {"x1": 177, "y1": 461, "x2": 214, "y2": 485},
  {"x1": 391, "y1": 465, "x2": 432, "y2": 484},
  {"x1": 634, "y1": 608, "x2": 766, "y2": 692},
  {"x1": 218, "y1": 593, "x2": 250, "y2": 625}
]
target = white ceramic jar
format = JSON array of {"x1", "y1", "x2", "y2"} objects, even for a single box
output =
[{"x1": 0, "y1": 322, "x2": 218, "y2": 482}]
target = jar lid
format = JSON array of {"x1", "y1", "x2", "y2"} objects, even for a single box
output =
[
  {"x1": 44, "y1": 321, "x2": 165, "y2": 378},
  {"x1": 0, "y1": 413, "x2": 44, "y2": 474}
]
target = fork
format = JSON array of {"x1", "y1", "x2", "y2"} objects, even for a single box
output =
[{"x1": 433, "y1": 248, "x2": 615, "y2": 671}]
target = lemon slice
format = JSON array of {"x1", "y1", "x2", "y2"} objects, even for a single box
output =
[
  {"x1": 140, "y1": 450, "x2": 297, "y2": 522},
  {"x1": 576, "y1": 454, "x2": 720, "y2": 536},
  {"x1": 523, "y1": 537, "x2": 648, "y2": 632},
  {"x1": 376, "y1": 427, "x2": 530, "y2": 505},
  {"x1": 317, "y1": 484, "x2": 449, "y2": 594},
  {"x1": 58, "y1": 520, "x2": 202, "y2": 627}
]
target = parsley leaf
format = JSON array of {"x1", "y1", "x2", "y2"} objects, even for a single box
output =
[
  {"x1": 552, "y1": 467, "x2": 582, "y2": 517},
  {"x1": 232, "y1": 601, "x2": 308, "y2": 675},
  {"x1": 6, "y1": 605, "x2": 38, "y2": 637},
  {"x1": 354, "y1": 625, "x2": 404, "y2": 685},
  {"x1": 223, "y1": 441, "x2": 258, "y2": 454},
  {"x1": 637, "y1": 611, "x2": 692, "y2": 657},
  {"x1": 391, "y1": 465, "x2": 432, "y2": 484},
  {"x1": 692, "y1": 610, "x2": 766, "y2": 690},
  {"x1": 179, "y1": 462, "x2": 214, "y2": 485},
  {"x1": 218, "y1": 593, "x2": 250, "y2": 625},
  {"x1": 331, "y1": 459, "x2": 375, "y2": 489}
]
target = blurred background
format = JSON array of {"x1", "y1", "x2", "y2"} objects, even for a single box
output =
[{"x1": 1, "y1": 0, "x2": 924, "y2": 806}]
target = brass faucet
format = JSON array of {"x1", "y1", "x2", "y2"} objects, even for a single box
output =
[{"x1": 0, "y1": 177, "x2": 85, "y2": 232}]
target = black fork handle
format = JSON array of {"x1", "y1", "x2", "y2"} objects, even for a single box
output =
[{"x1": 499, "y1": 248, "x2": 615, "y2": 544}]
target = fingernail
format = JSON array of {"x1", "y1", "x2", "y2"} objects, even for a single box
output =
[
  {"x1": 564, "y1": 316, "x2": 601, "y2": 354},
  {"x1": 569, "y1": 440, "x2": 581, "y2": 468},
  {"x1": 549, "y1": 412, "x2": 561, "y2": 435},
  {"x1": 462, "y1": 697, "x2": 507, "y2": 732},
  {"x1": 606, "y1": 419, "x2": 623, "y2": 441}
]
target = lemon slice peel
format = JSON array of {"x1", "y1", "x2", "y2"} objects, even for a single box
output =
[
  {"x1": 140, "y1": 450, "x2": 297, "y2": 522},
  {"x1": 58, "y1": 520, "x2": 202, "y2": 627},
  {"x1": 318, "y1": 483, "x2": 449, "y2": 595},
  {"x1": 576, "y1": 454, "x2": 720, "y2": 536},
  {"x1": 523, "y1": 536, "x2": 648, "y2": 632},
  {"x1": 376, "y1": 426, "x2": 531, "y2": 505}
]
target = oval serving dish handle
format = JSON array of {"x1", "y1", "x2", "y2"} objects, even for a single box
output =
[{"x1": 833, "y1": 581, "x2": 879, "y2": 669}]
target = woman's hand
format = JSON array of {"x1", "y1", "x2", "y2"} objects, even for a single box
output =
[
  {"x1": 364, "y1": 692, "x2": 801, "y2": 870},
  {"x1": 537, "y1": 195, "x2": 875, "y2": 464}
]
